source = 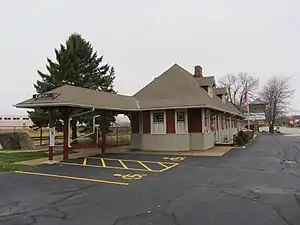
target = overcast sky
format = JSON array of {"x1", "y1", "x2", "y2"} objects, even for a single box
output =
[{"x1": 1, "y1": 0, "x2": 300, "y2": 115}]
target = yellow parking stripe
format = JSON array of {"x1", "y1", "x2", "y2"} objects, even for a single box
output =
[
  {"x1": 158, "y1": 162, "x2": 169, "y2": 168},
  {"x1": 86, "y1": 157, "x2": 176, "y2": 165},
  {"x1": 137, "y1": 161, "x2": 152, "y2": 171},
  {"x1": 60, "y1": 162, "x2": 157, "y2": 172},
  {"x1": 118, "y1": 160, "x2": 128, "y2": 169},
  {"x1": 101, "y1": 158, "x2": 106, "y2": 167},
  {"x1": 83, "y1": 158, "x2": 87, "y2": 166},
  {"x1": 15, "y1": 171, "x2": 129, "y2": 186},
  {"x1": 159, "y1": 163, "x2": 179, "y2": 172},
  {"x1": 60, "y1": 157, "x2": 179, "y2": 173}
]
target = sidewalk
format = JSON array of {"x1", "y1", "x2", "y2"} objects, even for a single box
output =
[
  {"x1": 125, "y1": 146, "x2": 234, "y2": 157},
  {"x1": 15, "y1": 145, "x2": 234, "y2": 166},
  {"x1": 14, "y1": 148, "x2": 104, "y2": 166}
]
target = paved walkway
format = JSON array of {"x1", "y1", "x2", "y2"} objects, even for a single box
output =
[
  {"x1": 15, "y1": 148, "x2": 104, "y2": 166},
  {"x1": 0, "y1": 149, "x2": 53, "y2": 153},
  {"x1": 16, "y1": 145, "x2": 235, "y2": 166},
  {"x1": 126, "y1": 146, "x2": 234, "y2": 157}
]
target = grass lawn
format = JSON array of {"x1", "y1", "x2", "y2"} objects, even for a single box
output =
[{"x1": 0, "y1": 151, "x2": 62, "y2": 172}]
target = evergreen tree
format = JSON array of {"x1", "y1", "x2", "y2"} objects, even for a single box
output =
[{"x1": 30, "y1": 33, "x2": 116, "y2": 142}]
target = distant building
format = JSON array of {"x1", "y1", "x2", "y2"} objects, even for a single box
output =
[
  {"x1": 0, "y1": 115, "x2": 33, "y2": 128},
  {"x1": 246, "y1": 98, "x2": 268, "y2": 128},
  {"x1": 249, "y1": 98, "x2": 267, "y2": 113},
  {"x1": 0, "y1": 113, "x2": 129, "y2": 129}
]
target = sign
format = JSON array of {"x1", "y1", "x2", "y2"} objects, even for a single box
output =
[
  {"x1": 33, "y1": 93, "x2": 59, "y2": 101},
  {"x1": 163, "y1": 157, "x2": 186, "y2": 161},
  {"x1": 245, "y1": 113, "x2": 266, "y2": 121},
  {"x1": 114, "y1": 174, "x2": 147, "y2": 180},
  {"x1": 49, "y1": 127, "x2": 55, "y2": 147}
]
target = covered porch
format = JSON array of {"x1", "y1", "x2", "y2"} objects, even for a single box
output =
[{"x1": 15, "y1": 85, "x2": 139, "y2": 161}]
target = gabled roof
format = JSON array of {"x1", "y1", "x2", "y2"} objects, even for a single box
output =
[
  {"x1": 134, "y1": 64, "x2": 243, "y2": 116},
  {"x1": 250, "y1": 98, "x2": 267, "y2": 105},
  {"x1": 15, "y1": 64, "x2": 244, "y2": 117},
  {"x1": 195, "y1": 76, "x2": 216, "y2": 87},
  {"x1": 15, "y1": 85, "x2": 138, "y2": 111}
]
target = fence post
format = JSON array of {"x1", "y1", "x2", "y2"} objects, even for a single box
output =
[
  {"x1": 116, "y1": 126, "x2": 119, "y2": 145},
  {"x1": 40, "y1": 127, "x2": 43, "y2": 146}
]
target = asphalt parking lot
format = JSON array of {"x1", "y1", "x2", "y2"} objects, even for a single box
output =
[
  {"x1": 15, "y1": 153, "x2": 184, "y2": 187},
  {"x1": 1, "y1": 135, "x2": 300, "y2": 225}
]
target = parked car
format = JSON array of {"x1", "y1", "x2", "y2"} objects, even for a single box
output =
[
  {"x1": 259, "y1": 126, "x2": 269, "y2": 133},
  {"x1": 259, "y1": 126, "x2": 280, "y2": 133}
]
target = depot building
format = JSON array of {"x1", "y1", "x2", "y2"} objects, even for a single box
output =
[{"x1": 15, "y1": 64, "x2": 245, "y2": 160}]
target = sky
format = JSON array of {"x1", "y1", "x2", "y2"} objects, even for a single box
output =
[{"x1": 1, "y1": 0, "x2": 300, "y2": 115}]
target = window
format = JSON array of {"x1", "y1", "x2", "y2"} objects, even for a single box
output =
[
  {"x1": 176, "y1": 111, "x2": 187, "y2": 134},
  {"x1": 13, "y1": 118, "x2": 20, "y2": 120},
  {"x1": 139, "y1": 112, "x2": 143, "y2": 134},
  {"x1": 151, "y1": 111, "x2": 165, "y2": 134},
  {"x1": 0, "y1": 118, "x2": 2, "y2": 120},
  {"x1": 4, "y1": 117, "x2": 11, "y2": 120},
  {"x1": 23, "y1": 118, "x2": 29, "y2": 120}
]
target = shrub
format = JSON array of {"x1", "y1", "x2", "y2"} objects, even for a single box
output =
[
  {"x1": 238, "y1": 131, "x2": 247, "y2": 143},
  {"x1": 235, "y1": 136, "x2": 245, "y2": 146},
  {"x1": 237, "y1": 130, "x2": 254, "y2": 145}
]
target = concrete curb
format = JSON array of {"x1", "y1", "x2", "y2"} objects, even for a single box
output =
[{"x1": 124, "y1": 146, "x2": 234, "y2": 157}]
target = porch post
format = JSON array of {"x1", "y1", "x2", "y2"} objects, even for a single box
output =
[
  {"x1": 48, "y1": 110, "x2": 54, "y2": 160},
  {"x1": 68, "y1": 118, "x2": 72, "y2": 148},
  {"x1": 101, "y1": 111, "x2": 107, "y2": 154},
  {"x1": 63, "y1": 111, "x2": 70, "y2": 161}
]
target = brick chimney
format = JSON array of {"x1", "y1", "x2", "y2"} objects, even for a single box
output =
[{"x1": 194, "y1": 65, "x2": 202, "y2": 77}]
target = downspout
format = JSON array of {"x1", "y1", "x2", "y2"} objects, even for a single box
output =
[{"x1": 70, "y1": 114, "x2": 100, "y2": 144}]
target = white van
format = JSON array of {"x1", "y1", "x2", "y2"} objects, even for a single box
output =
[{"x1": 259, "y1": 126, "x2": 269, "y2": 133}]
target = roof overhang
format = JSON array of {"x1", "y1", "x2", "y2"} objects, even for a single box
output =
[
  {"x1": 15, "y1": 101, "x2": 245, "y2": 118},
  {"x1": 14, "y1": 102, "x2": 136, "y2": 112},
  {"x1": 14, "y1": 85, "x2": 140, "y2": 112}
]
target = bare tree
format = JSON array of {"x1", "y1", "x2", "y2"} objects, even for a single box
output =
[
  {"x1": 219, "y1": 72, "x2": 259, "y2": 111},
  {"x1": 260, "y1": 76, "x2": 294, "y2": 133}
]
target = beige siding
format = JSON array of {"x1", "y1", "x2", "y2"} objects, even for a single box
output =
[
  {"x1": 141, "y1": 134, "x2": 190, "y2": 151},
  {"x1": 130, "y1": 133, "x2": 142, "y2": 149},
  {"x1": 189, "y1": 133, "x2": 214, "y2": 150}
]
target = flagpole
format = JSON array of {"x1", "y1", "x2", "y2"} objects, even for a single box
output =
[
  {"x1": 247, "y1": 98, "x2": 250, "y2": 129},
  {"x1": 246, "y1": 84, "x2": 250, "y2": 129}
]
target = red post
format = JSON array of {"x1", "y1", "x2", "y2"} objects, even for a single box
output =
[
  {"x1": 63, "y1": 112, "x2": 69, "y2": 161},
  {"x1": 48, "y1": 110, "x2": 54, "y2": 160}
]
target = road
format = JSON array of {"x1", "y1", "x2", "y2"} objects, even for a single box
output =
[{"x1": 1, "y1": 132, "x2": 300, "y2": 224}]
